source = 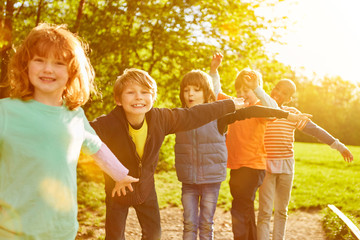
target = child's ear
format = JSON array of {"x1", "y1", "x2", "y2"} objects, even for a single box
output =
[
  {"x1": 115, "y1": 100, "x2": 122, "y2": 106},
  {"x1": 285, "y1": 96, "x2": 293, "y2": 103}
]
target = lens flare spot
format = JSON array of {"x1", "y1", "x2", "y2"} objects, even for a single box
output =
[{"x1": 39, "y1": 178, "x2": 73, "y2": 212}]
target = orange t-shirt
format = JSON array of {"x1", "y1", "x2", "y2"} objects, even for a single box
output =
[{"x1": 218, "y1": 92, "x2": 268, "y2": 170}]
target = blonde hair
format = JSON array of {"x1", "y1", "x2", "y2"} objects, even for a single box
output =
[
  {"x1": 179, "y1": 70, "x2": 216, "y2": 107},
  {"x1": 235, "y1": 68, "x2": 263, "y2": 90},
  {"x1": 7, "y1": 23, "x2": 95, "y2": 110},
  {"x1": 113, "y1": 68, "x2": 157, "y2": 104}
]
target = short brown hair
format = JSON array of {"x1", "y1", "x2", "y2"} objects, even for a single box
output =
[
  {"x1": 179, "y1": 70, "x2": 216, "y2": 107},
  {"x1": 7, "y1": 23, "x2": 95, "y2": 110},
  {"x1": 113, "y1": 68, "x2": 157, "y2": 104}
]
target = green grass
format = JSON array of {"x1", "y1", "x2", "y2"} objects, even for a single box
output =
[
  {"x1": 77, "y1": 142, "x2": 360, "y2": 239},
  {"x1": 291, "y1": 142, "x2": 360, "y2": 215}
]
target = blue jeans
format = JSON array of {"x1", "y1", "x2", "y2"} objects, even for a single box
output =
[
  {"x1": 105, "y1": 186, "x2": 161, "y2": 240},
  {"x1": 181, "y1": 182, "x2": 221, "y2": 240},
  {"x1": 229, "y1": 167, "x2": 265, "y2": 240}
]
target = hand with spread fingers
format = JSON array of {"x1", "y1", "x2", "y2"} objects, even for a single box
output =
[
  {"x1": 112, "y1": 175, "x2": 139, "y2": 197},
  {"x1": 341, "y1": 148, "x2": 353, "y2": 163},
  {"x1": 210, "y1": 52, "x2": 224, "y2": 74}
]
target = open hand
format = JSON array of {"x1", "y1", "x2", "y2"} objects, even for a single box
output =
[
  {"x1": 287, "y1": 112, "x2": 312, "y2": 122},
  {"x1": 112, "y1": 175, "x2": 139, "y2": 197},
  {"x1": 341, "y1": 148, "x2": 353, "y2": 163},
  {"x1": 233, "y1": 98, "x2": 249, "y2": 110},
  {"x1": 210, "y1": 52, "x2": 223, "y2": 74}
]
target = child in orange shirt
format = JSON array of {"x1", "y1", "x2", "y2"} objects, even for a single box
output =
[{"x1": 210, "y1": 53, "x2": 282, "y2": 240}]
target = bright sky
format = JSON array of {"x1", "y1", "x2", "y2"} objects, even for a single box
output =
[{"x1": 261, "y1": 0, "x2": 360, "y2": 83}]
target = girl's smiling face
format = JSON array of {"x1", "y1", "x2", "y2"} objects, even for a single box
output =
[{"x1": 28, "y1": 54, "x2": 69, "y2": 106}]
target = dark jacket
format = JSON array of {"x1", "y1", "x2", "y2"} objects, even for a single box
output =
[
  {"x1": 90, "y1": 99, "x2": 235, "y2": 206},
  {"x1": 217, "y1": 105, "x2": 289, "y2": 134}
]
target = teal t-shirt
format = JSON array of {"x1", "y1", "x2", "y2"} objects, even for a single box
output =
[{"x1": 0, "y1": 98, "x2": 102, "y2": 239}]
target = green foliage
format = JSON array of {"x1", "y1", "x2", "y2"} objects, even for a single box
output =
[
  {"x1": 2, "y1": 0, "x2": 291, "y2": 114},
  {"x1": 154, "y1": 170, "x2": 182, "y2": 208},
  {"x1": 2, "y1": 0, "x2": 314, "y2": 172},
  {"x1": 292, "y1": 75, "x2": 360, "y2": 145},
  {"x1": 157, "y1": 134, "x2": 176, "y2": 172},
  {"x1": 3, "y1": 1, "x2": 360, "y2": 146},
  {"x1": 217, "y1": 169, "x2": 232, "y2": 211},
  {"x1": 77, "y1": 162, "x2": 105, "y2": 211},
  {"x1": 323, "y1": 208, "x2": 360, "y2": 240}
]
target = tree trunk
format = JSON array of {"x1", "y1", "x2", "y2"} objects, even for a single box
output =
[
  {"x1": 73, "y1": 0, "x2": 85, "y2": 33},
  {"x1": 0, "y1": 0, "x2": 14, "y2": 98},
  {"x1": 35, "y1": 0, "x2": 43, "y2": 26}
]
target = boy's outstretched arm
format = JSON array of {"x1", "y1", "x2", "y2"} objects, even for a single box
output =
[
  {"x1": 301, "y1": 121, "x2": 354, "y2": 162},
  {"x1": 209, "y1": 52, "x2": 223, "y2": 97},
  {"x1": 217, "y1": 105, "x2": 310, "y2": 134},
  {"x1": 91, "y1": 143, "x2": 139, "y2": 196}
]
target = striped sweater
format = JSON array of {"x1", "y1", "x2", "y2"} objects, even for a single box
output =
[{"x1": 264, "y1": 106, "x2": 308, "y2": 161}]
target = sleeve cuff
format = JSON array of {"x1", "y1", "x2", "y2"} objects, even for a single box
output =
[{"x1": 330, "y1": 139, "x2": 347, "y2": 153}]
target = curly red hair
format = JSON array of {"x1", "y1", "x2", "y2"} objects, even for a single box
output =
[{"x1": 7, "y1": 23, "x2": 95, "y2": 110}]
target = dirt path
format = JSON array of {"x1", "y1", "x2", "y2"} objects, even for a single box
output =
[{"x1": 123, "y1": 207, "x2": 326, "y2": 239}]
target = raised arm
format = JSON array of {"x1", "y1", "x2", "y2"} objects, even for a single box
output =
[
  {"x1": 253, "y1": 87, "x2": 278, "y2": 108},
  {"x1": 301, "y1": 121, "x2": 353, "y2": 162},
  {"x1": 242, "y1": 71, "x2": 278, "y2": 108},
  {"x1": 91, "y1": 143, "x2": 139, "y2": 196},
  {"x1": 209, "y1": 52, "x2": 223, "y2": 97}
]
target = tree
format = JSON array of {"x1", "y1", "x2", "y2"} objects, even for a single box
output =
[
  {"x1": 75, "y1": 0, "x2": 290, "y2": 118},
  {"x1": 0, "y1": 0, "x2": 14, "y2": 98},
  {"x1": 293, "y1": 74, "x2": 360, "y2": 145},
  {"x1": 3, "y1": 0, "x2": 358, "y2": 171}
]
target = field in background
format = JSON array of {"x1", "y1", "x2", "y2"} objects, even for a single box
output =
[{"x1": 77, "y1": 142, "x2": 360, "y2": 238}]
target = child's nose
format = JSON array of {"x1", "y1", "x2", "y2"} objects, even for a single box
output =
[
  {"x1": 43, "y1": 62, "x2": 54, "y2": 72},
  {"x1": 135, "y1": 92, "x2": 143, "y2": 99}
]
